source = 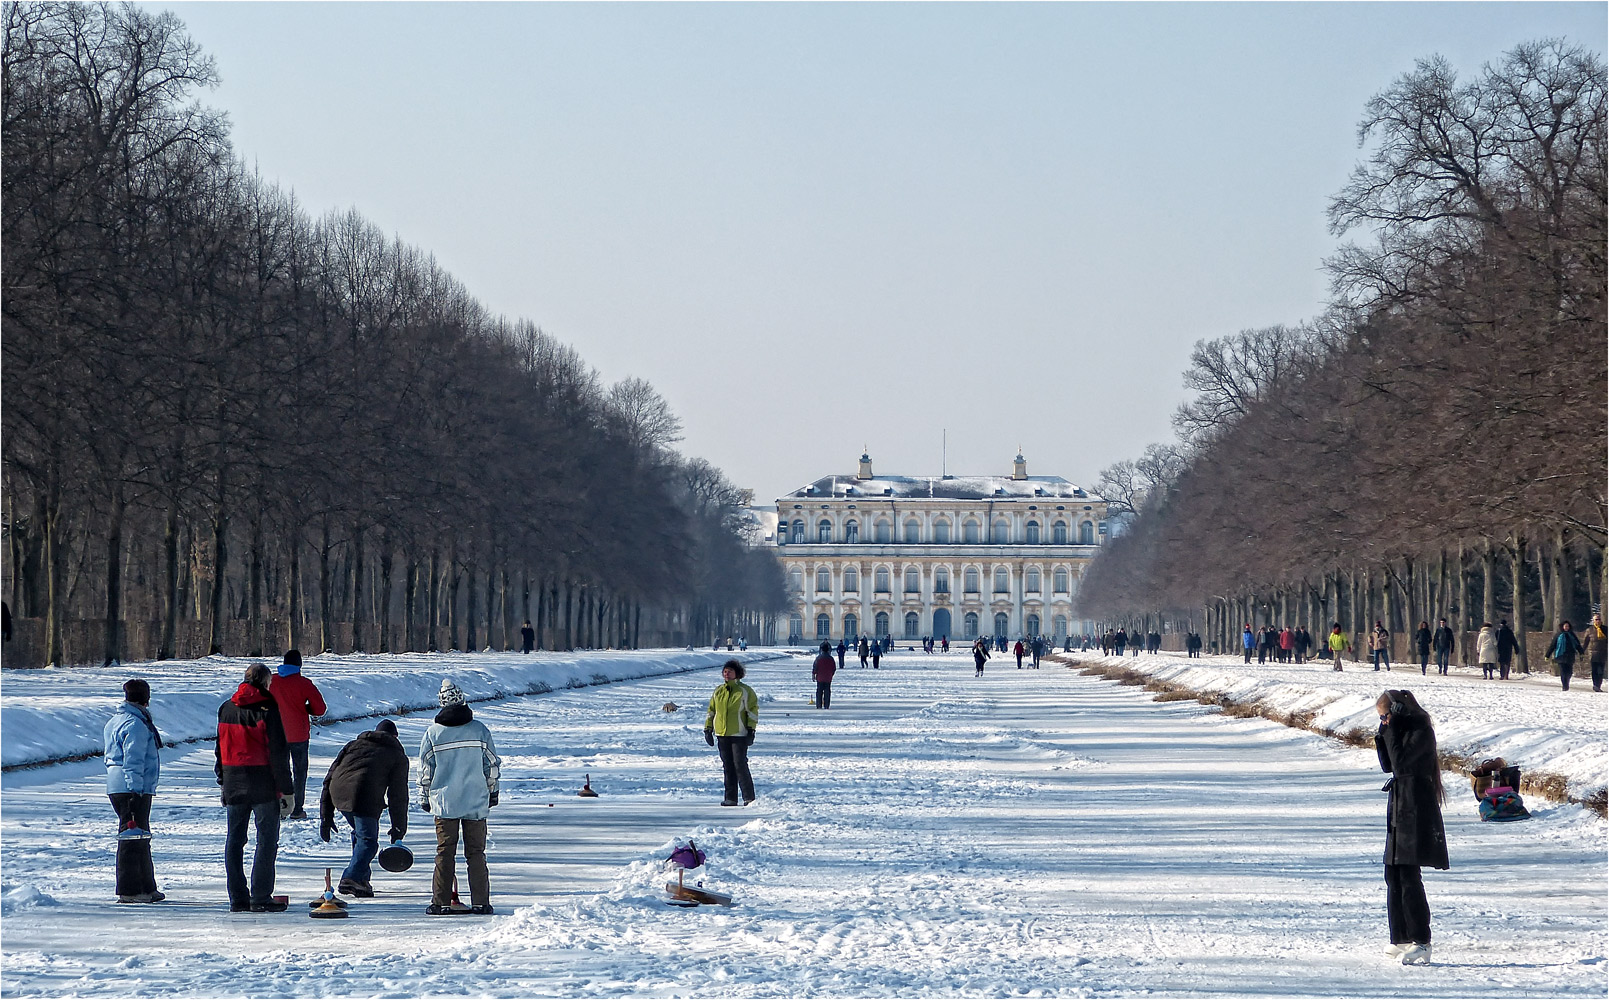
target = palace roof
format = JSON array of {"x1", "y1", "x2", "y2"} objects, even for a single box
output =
[{"x1": 780, "y1": 475, "x2": 1100, "y2": 503}]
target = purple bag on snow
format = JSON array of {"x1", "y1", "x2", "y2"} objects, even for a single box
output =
[{"x1": 668, "y1": 841, "x2": 706, "y2": 869}]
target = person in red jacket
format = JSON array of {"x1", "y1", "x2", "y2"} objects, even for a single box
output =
[
  {"x1": 216, "y1": 663, "x2": 294, "y2": 912},
  {"x1": 811, "y1": 641, "x2": 837, "y2": 710},
  {"x1": 269, "y1": 649, "x2": 326, "y2": 819}
]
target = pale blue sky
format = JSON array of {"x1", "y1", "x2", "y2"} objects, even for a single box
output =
[{"x1": 163, "y1": 2, "x2": 1606, "y2": 503}]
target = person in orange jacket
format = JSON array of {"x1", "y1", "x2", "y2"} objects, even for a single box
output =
[{"x1": 269, "y1": 649, "x2": 326, "y2": 819}]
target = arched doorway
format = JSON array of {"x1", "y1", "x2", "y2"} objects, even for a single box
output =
[
  {"x1": 932, "y1": 608, "x2": 951, "y2": 640},
  {"x1": 993, "y1": 612, "x2": 1009, "y2": 639}
]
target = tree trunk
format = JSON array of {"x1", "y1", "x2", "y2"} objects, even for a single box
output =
[
  {"x1": 378, "y1": 528, "x2": 393, "y2": 653},
  {"x1": 208, "y1": 476, "x2": 229, "y2": 655},
  {"x1": 248, "y1": 507, "x2": 264, "y2": 657},
  {"x1": 1482, "y1": 541, "x2": 1498, "y2": 626},
  {"x1": 1510, "y1": 534, "x2": 1529, "y2": 674},
  {"x1": 447, "y1": 542, "x2": 461, "y2": 651},
  {"x1": 563, "y1": 580, "x2": 574, "y2": 650},
  {"x1": 288, "y1": 528, "x2": 304, "y2": 652},
  {"x1": 427, "y1": 546, "x2": 441, "y2": 651},
  {"x1": 351, "y1": 524, "x2": 367, "y2": 652},
  {"x1": 159, "y1": 503, "x2": 180, "y2": 660},
  {"x1": 102, "y1": 491, "x2": 127, "y2": 666},
  {"x1": 466, "y1": 559, "x2": 479, "y2": 652}
]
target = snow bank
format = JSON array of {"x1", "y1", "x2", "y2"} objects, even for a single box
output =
[
  {"x1": 1061, "y1": 652, "x2": 1608, "y2": 809},
  {"x1": 0, "y1": 648, "x2": 790, "y2": 769}
]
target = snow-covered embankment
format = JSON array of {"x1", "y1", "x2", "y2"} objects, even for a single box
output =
[
  {"x1": 1, "y1": 647, "x2": 791, "y2": 769},
  {"x1": 1058, "y1": 652, "x2": 1608, "y2": 814}
]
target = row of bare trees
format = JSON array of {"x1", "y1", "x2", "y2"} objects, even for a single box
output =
[
  {"x1": 1078, "y1": 40, "x2": 1607, "y2": 656},
  {"x1": 1, "y1": 3, "x2": 786, "y2": 666}
]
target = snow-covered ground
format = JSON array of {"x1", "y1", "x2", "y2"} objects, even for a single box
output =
[
  {"x1": 1062, "y1": 650, "x2": 1609, "y2": 808},
  {"x1": 1, "y1": 650, "x2": 1605, "y2": 997}
]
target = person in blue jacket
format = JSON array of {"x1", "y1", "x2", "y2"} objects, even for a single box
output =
[{"x1": 103, "y1": 678, "x2": 164, "y2": 903}]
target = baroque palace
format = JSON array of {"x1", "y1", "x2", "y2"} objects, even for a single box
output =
[{"x1": 777, "y1": 452, "x2": 1108, "y2": 645}]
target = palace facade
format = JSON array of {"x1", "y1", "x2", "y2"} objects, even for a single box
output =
[{"x1": 777, "y1": 453, "x2": 1108, "y2": 645}]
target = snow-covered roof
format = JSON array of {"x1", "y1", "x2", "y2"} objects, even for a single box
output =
[{"x1": 781, "y1": 474, "x2": 1102, "y2": 503}]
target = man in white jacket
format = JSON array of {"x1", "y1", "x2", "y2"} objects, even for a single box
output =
[{"x1": 418, "y1": 679, "x2": 501, "y2": 914}]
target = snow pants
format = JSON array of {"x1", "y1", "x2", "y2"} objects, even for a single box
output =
[
  {"x1": 1384, "y1": 864, "x2": 1431, "y2": 945},
  {"x1": 716, "y1": 736, "x2": 755, "y2": 804},
  {"x1": 108, "y1": 793, "x2": 157, "y2": 898},
  {"x1": 432, "y1": 817, "x2": 489, "y2": 907},
  {"x1": 224, "y1": 799, "x2": 280, "y2": 907}
]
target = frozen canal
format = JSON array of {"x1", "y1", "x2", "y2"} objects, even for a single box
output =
[{"x1": 2, "y1": 651, "x2": 1604, "y2": 997}]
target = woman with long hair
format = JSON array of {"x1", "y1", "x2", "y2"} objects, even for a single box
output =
[{"x1": 1375, "y1": 689, "x2": 1449, "y2": 964}]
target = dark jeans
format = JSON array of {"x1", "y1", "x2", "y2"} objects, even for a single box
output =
[
  {"x1": 815, "y1": 681, "x2": 832, "y2": 709},
  {"x1": 1418, "y1": 651, "x2": 1429, "y2": 674},
  {"x1": 341, "y1": 811, "x2": 381, "y2": 886},
  {"x1": 1559, "y1": 662, "x2": 1573, "y2": 690},
  {"x1": 1435, "y1": 650, "x2": 1450, "y2": 674},
  {"x1": 1373, "y1": 650, "x2": 1390, "y2": 670},
  {"x1": 224, "y1": 800, "x2": 280, "y2": 906},
  {"x1": 432, "y1": 816, "x2": 489, "y2": 906},
  {"x1": 1384, "y1": 864, "x2": 1431, "y2": 945},
  {"x1": 288, "y1": 741, "x2": 310, "y2": 814},
  {"x1": 1592, "y1": 660, "x2": 1605, "y2": 691},
  {"x1": 108, "y1": 793, "x2": 157, "y2": 897},
  {"x1": 1243, "y1": 647, "x2": 1252, "y2": 663},
  {"x1": 716, "y1": 735, "x2": 755, "y2": 804},
  {"x1": 1499, "y1": 657, "x2": 1512, "y2": 680}
]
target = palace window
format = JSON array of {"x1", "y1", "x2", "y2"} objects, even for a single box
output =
[
  {"x1": 844, "y1": 520, "x2": 859, "y2": 543},
  {"x1": 994, "y1": 567, "x2": 1009, "y2": 593},
  {"x1": 904, "y1": 612, "x2": 920, "y2": 639},
  {"x1": 963, "y1": 519, "x2": 980, "y2": 543},
  {"x1": 1053, "y1": 615, "x2": 1068, "y2": 640},
  {"x1": 934, "y1": 567, "x2": 950, "y2": 593},
  {"x1": 844, "y1": 567, "x2": 859, "y2": 592},
  {"x1": 1053, "y1": 568, "x2": 1069, "y2": 593},
  {"x1": 816, "y1": 614, "x2": 831, "y2": 639},
  {"x1": 904, "y1": 518, "x2": 921, "y2": 544},
  {"x1": 1053, "y1": 521, "x2": 1068, "y2": 544},
  {"x1": 788, "y1": 568, "x2": 803, "y2": 592},
  {"x1": 875, "y1": 519, "x2": 892, "y2": 543},
  {"x1": 992, "y1": 519, "x2": 1010, "y2": 543},
  {"x1": 875, "y1": 567, "x2": 891, "y2": 593},
  {"x1": 964, "y1": 612, "x2": 979, "y2": 639},
  {"x1": 1025, "y1": 521, "x2": 1040, "y2": 544},
  {"x1": 818, "y1": 519, "x2": 833, "y2": 543},
  {"x1": 933, "y1": 519, "x2": 951, "y2": 543},
  {"x1": 789, "y1": 614, "x2": 803, "y2": 641},
  {"x1": 1026, "y1": 568, "x2": 1041, "y2": 593},
  {"x1": 964, "y1": 568, "x2": 980, "y2": 593},
  {"x1": 791, "y1": 520, "x2": 805, "y2": 543},
  {"x1": 993, "y1": 612, "x2": 1008, "y2": 638},
  {"x1": 816, "y1": 568, "x2": 831, "y2": 592},
  {"x1": 843, "y1": 613, "x2": 859, "y2": 639},
  {"x1": 1026, "y1": 614, "x2": 1041, "y2": 637},
  {"x1": 904, "y1": 567, "x2": 920, "y2": 593},
  {"x1": 874, "y1": 611, "x2": 890, "y2": 638},
  {"x1": 1079, "y1": 521, "x2": 1094, "y2": 544}
]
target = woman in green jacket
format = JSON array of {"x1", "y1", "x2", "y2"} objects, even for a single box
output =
[{"x1": 703, "y1": 660, "x2": 759, "y2": 806}]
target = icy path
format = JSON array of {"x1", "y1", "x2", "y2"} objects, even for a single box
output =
[{"x1": 1, "y1": 652, "x2": 1604, "y2": 997}]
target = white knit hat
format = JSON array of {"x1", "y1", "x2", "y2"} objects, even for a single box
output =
[{"x1": 438, "y1": 679, "x2": 466, "y2": 707}]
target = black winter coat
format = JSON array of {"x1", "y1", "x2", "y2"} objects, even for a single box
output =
[
  {"x1": 1376, "y1": 713, "x2": 1449, "y2": 870},
  {"x1": 319, "y1": 729, "x2": 410, "y2": 836}
]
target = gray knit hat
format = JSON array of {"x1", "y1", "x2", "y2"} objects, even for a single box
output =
[{"x1": 438, "y1": 679, "x2": 466, "y2": 707}]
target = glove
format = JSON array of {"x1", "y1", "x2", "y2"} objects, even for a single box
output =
[
  {"x1": 419, "y1": 799, "x2": 431, "y2": 813},
  {"x1": 489, "y1": 792, "x2": 499, "y2": 807},
  {"x1": 703, "y1": 729, "x2": 715, "y2": 747},
  {"x1": 387, "y1": 827, "x2": 403, "y2": 844},
  {"x1": 278, "y1": 795, "x2": 293, "y2": 819},
  {"x1": 744, "y1": 732, "x2": 755, "y2": 748},
  {"x1": 319, "y1": 819, "x2": 334, "y2": 843}
]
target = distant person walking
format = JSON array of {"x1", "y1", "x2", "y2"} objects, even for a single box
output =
[
  {"x1": 1431, "y1": 619, "x2": 1454, "y2": 675},
  {"x1": 1548, "y1": 621, "x2": 1582, "y2": 691},
  {"x1": 1583, "y1": 613, "x2": 1607, "y2": 693},
  {"x1": 104, "y1": 678, "x2": 163, "y2": 903},
  {"x1": 871, "y1": 641, "x2": 881, "y2": 670},
  {"x1": 1014, "y1": 639, "x2": 1025, "y2": 669},
  {"x1": 520, "y1": 621, "x2": 535, "y2": 654},
  {"x1": 1475, "y1": 622, "x2": 1499, "y2": 679},
  {"x1": 1496, "y1": 620, "x2": 1520, "y2": 679},
  {"x1": 836, "y1": 639, "x2": 847, "y2": 671},
  {"x1": 1327, "y1": 624, "x2": 1350, "y2": 671},
  {"x1": 269, "y1": 650, "x2": 325, "y2": 820},
  {"x1": 1413, "y1": 622, "x2": 1432, "y2": 675},
  {"x1": 1369, "y1": 623, "x2": 1392, "y2": 672},
  {"x1": 1375, "y1": 689, "x2": 1449, "y2": 965},
  {"x1": 1242, "y1": 625, "x2": 1255, "y2": 664},
  {"x1": 811, "y1": 642, "x2": 837, "y2": 709},
  {"x1": 703, "y1": 660, "x2": 758, "y2": 806},
  {"x1": 858, "y1": 636, "x2": 870, "y2": 668},
  {"x1": 972, "y1": 637, "x2": 990, "y2": 676}
]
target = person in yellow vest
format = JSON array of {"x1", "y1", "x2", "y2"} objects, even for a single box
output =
[
  {"x1": 1328, "y1": 624, "x2": 1351, "y2": 671},
  {"x1": 703, "y1": 660, "x2": 759, "y2": 806}
]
